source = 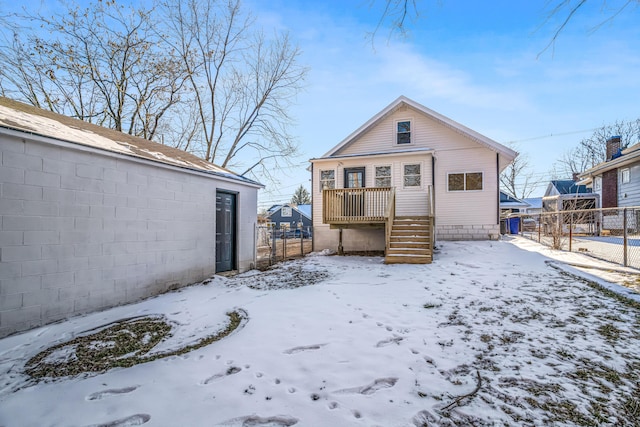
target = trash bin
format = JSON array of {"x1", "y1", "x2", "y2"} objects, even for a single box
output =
[{"x1": 509, "y1": 217, "x2": 520, "y2": 234}]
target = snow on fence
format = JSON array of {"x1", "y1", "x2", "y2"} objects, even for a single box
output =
[
  {"x1": 509, "y1": 206, "x2": 640, "y2": 269},
  {"x1": 255, "y1": 224, "x2": 314, "y2": 269}
]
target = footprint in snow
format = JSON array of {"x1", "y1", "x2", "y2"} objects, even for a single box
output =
[
  {"x1": 283, "y1": 344, "x2": 325, "y2": 354},
  {"x1": 217, "y1": 415, "x2": 298, "y2": 426},
  {"x1": 86, "y1": 386, "x2": 138, "y2": 401},
  {"x1": 375, "y1": 336, "x2": 403, "y2": 347},
  {"x1": 86, "y1": 413, "x2": 150, "y2": 427},
  {"x1": 334, "y1": 377, "x2": 398, "y2": 395},
  {"x1": 202, "y1": 366, "x2": 242, "y2": 384}
]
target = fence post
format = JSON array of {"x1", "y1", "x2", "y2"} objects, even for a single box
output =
[
  {"x1": 300, "y1": 227, "x2": 304, "y2": 257},
  {"x1": 624, "y1": 207, "x2": 628, "y2": 267},
  {"x1": 537, "y1": 214, "x2": 541, "y2": 242},
  {"x1": 569, "y1": 212, "x2": 573, "y2": 252},
  {"x1": 271, "y1": 224, "x2": 276, "y2": 265}
]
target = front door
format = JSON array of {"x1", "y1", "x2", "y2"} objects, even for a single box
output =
[
  {"x1": 344, "y1": 167, "x2": 365, "y2": 216},
  {"x1": 216, "y1": 191, "x2": 236, "y2": 273}
]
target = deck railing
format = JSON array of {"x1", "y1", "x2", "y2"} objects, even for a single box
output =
[
  {"x1": 323, "y1": 187, "x2": 392, "y2": 224},
  {"x1": 384, "y1": 188, "x2": 396, "y2": 252}
]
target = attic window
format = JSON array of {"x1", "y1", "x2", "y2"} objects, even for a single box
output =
[
  {"x1": 281, "y1": 206, "x2": 292, "y2": 217},
  {"x1": 397, "y1": 120, "x2": 411, "y2": 144}
]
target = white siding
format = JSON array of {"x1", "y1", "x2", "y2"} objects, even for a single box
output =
[
  {"x1": 312, "y1": 152, "x2": 433, "y2": 228},
  {"x1": 335, "y1": 106, "x2": 478, "y2": 157}
]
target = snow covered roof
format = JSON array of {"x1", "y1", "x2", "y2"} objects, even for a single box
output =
[
  {"x1": 522, "y1": 197, "x2": 543, "y2": 209},
  {"x1": 580, "y1": 141, "x2": 640, "y2": 178},
  {"x1": 0, "y1": 97, "x2": 262, "y2": 188},
  {"x1": 317, "y1": 96, "x2": 517, "y2": 162},
  {"x1": 266, "y1": 203, "x2": 311, "y2": 220},
  {"x1": 499, "y1": 191, "x2": 530, "y2": 209}
]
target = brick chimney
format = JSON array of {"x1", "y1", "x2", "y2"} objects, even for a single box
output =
[{"x1": 606, "y1": 135, "x2": 621, "y2": 161}]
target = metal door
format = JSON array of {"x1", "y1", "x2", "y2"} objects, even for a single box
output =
[{"x1": 216, "y1": 191, "x2": 236, "y2": 272}]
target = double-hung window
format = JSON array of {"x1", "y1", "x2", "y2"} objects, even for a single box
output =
[
  {"x1": 403, "y1": 164, "x2": 421, "y2": 187},
  {"x1": 320, "y1": 170, "x2": 335, "y2": 190},
  {"x1": 375, "y1": 166, "x2": 391, "y2": 187},
  {"x1": 397, "y1": 120, "x2": 411, "y2": 144}
]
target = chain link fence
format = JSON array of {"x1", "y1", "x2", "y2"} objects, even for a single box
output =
[
  {"x1": 256, "y1": 224, "x2": 314, "y2": 269},
  {"x1": 507, "y1": 206, "x2": 640, "y2": 269}
]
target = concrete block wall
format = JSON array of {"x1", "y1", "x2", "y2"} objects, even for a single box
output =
[
  {"x1": 0, "y1": 134, "x2": 255, "y2": 337},
  {"x1": 436, "y1": 224, "x2": 500, "y2": 241}
]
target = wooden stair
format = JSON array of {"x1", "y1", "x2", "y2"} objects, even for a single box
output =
[{"x1": 385, "y1": 216, "x2": 433, "y2": 264}]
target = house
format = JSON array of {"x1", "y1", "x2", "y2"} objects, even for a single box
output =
[
  {"x1": 0, "y1": 97, "x2": 262, "y2": 337},
  {"x1": 265, "y1": 203, "x2": 312, "y2": 232},
  {"x1": 542, "y1": 179, "x2": 599, "y2": 235},
  {"x1": 521, "y1": 197, "x2": 543, "y2": 215},
  {"x1": 309, "y1": 96, "x2": 517, "y2": 264},
  {"x1": 542, "y1": 179, "x2": 598, "y2": 212},
  {"x1": 580, "y1": 136, "x2": 640, "y2": 209},
  {"x1": 499, "y1": 191, "x2": 530, "y2": 215}
]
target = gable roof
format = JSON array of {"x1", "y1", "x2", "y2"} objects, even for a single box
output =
[
  {"x1": 318, "y1": 96, "x2": 517, "y2": 163},
  {"x1": 499, "y1": 191, "x2": 530, "y2": 209},
  {"x1": 266, "y1": 203, "x2": 311, "y2": 220},
  {"x1": 546, "y1": 180, "x2": 592, "y2": 196},
  {"x1": 0, "y1": 97, "x2": 262, "y2": 187},
  {"x1": 580, "y1": 141, "x2": 640, "y2": 178}
]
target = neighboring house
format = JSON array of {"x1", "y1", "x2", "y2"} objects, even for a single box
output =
[
  {"x1": 265, "y1": 203, "x2": 312, "y2": 231},
  {"x1": 521, "y1": 197, "x2": 543, "y2": 215},
  {"x1": 580, "y1": 136, "x2": 640, "y2": 208},
  {"x1": 542, "y1": 179, "x2": 598, "y2": 212},
  {"x1": 499, "y1": 191, "x2": 530, "y2": 216},
  {"x1": 0, "y1": 97, "x2": 262, "y2": 337},
  {"x1": 542, "y1": 179, "x2": 599, "y2": 235},
  {"x1": 310, "y1": 96, "x2": 517, "y2": 264}
]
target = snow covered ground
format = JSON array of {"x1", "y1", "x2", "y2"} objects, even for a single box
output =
[{"x1": 1, "y1": 237, "x2": 639, "y2": 426}]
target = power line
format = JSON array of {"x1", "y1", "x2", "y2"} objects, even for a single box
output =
[{"x1": 504, "y1": 127, "x2": 598, "y2": 144}]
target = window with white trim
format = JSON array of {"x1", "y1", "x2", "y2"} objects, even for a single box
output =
[
  {"x1": 397, "y1": 120, "x2": 411, "y2": 144},
  {"x1": 621, "y1": 168, "x2": 630, "y2": 184},
  {"x1": 281, "y1": 206, "x2": 292, "y2": 217},
  {"x1": 403, "y1": 164, "x2": 421, "y2": 187},
  {"x1": 320, "y1": 169, "x2": 335, "y2": 190},
  {"x1": 375, "y1": 165, "x2": 391, "y2": 187},
  {"x1": 448, "y1": 172, "x2": 483, "y2": 191}
]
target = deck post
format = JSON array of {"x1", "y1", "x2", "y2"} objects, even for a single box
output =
[{"x1": 338, "y1": 228, "x2": 344, "y2": 255}]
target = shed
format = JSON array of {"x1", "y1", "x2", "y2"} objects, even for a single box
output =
[{"x1": 0, "y1": 97, "x2": 262, "y2": 337}]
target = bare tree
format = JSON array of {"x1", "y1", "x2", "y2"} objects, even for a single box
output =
[
  {"x1": 369, "y1": 1, "x2": 639, "y2": 52},
  {"x1": 161, "y1": 0, "x2": 307, "y2": 181},
  {"x1": 539, "y1": 0, "x2": 639, "y2": 56},
  {"x1": 500, "y1": 145, "x2": 535, "y2": 199},
  {"x1": 0, "y1": 2, "x2": 188, "y2": 140},
  {"x1": 555, "y1": 118, "x2": 640, "y2": 176}
]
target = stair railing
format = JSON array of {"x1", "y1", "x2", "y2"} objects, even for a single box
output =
[{"x1": 384, "y1": 187, "x2": 396, "y2": 253}]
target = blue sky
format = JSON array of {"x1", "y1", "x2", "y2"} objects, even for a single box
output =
[
  {"x1": 247, "y1": 0, "x2": 640, "y2": 207},
  {"x1": 3, "y1": 1, "x2": 639, "y2": 207}
]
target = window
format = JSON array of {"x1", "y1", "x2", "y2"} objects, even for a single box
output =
[
  {"x1": 320, "y1": 170, "x2": 335, "y2": 190},
  {"x1": 594, "y1": 177, "x2": 602, "y2": 191},
  {"x1": 375, "y1": 166, "x2": 391, "y2": 187},
  {"x1": 448, "y1": 172, "x2": 483, "y2": 191},
  {"x1": 397, "y1": 120, "x2": 411, "y2": 144},
  {"x1": 281, "y1": 206, "x2": 292, "y2": 217},
  {"x1": 621, "y1": 168, "x2": 630, "y2": 184},
  {"x1": 403, "y1": 164, "x2": 421, "y2": 187}
]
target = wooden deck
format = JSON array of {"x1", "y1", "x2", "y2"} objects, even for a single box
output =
[{"x1": 322, "y1": 187, "x2": 434, "y2": 264}]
